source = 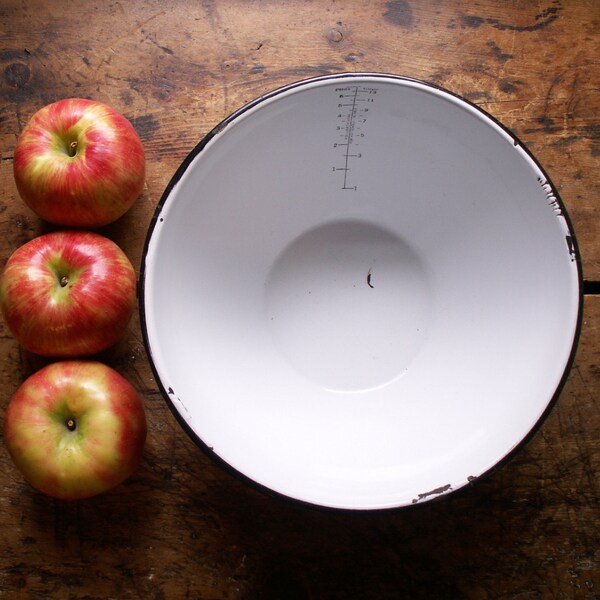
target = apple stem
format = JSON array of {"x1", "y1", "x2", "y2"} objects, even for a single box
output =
[
  {"x1": 60, "y1": 276, "x2": 69, "y2": 287},
  {"x1": 66, "y1": 418, "x2": 76, "y2": 431},
  {"x1": 68, "y1": 140, "x2": 78, "y2": 157}
]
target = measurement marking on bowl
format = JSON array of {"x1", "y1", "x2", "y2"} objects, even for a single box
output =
[{"x1": 332, "y1": 85, "x2": 377, "y2": 190}]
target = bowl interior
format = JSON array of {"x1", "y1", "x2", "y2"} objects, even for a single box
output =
[{"x1": 142, "y1": 74, "x2": 581, "y2": 510}]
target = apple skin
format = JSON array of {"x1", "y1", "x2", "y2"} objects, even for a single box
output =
[
  {"x1": 0, "y1": 230, "x2": 136, "y2": 357},
  {"x1": 13, "y1": 98, "x2": 145, "y2": 228},
  {"x1": 3, "y1": 360, "x2": 147, "y2": 500}
]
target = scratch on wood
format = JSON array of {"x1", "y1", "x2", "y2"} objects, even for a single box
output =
[{"x1": 82, "y1": 10, "x2": 167, "y2": 75}]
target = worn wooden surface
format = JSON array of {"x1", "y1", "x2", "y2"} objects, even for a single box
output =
[{"x1": 0, "y1": 1, "x2": 598, "y2": 598}]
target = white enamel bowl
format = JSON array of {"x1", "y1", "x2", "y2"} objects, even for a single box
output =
[{"x1": 141, "y1": 74, "x2": 582, "y2": 510}]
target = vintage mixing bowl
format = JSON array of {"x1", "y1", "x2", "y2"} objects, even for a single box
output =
[{"x1": 140, "y1": 73, "x2": 582, "y2": 510}]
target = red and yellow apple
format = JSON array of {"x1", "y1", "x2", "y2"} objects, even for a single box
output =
[
  {"x1": 0, "y1": 230, "x2": 136, "y2": 357},
  {"x1": 3, "y1": 360, "x2": 147, "y2": 500},
  {"x1": 13, "y1": 98, "x2": 145, "y2": 227}
]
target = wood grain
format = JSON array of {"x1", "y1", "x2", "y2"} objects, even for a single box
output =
[{"x1": 0, "y1": 1, "x2": 598, "y2": 598}]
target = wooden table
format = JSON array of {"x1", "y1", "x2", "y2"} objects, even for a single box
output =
[{"x1": 1, "y1": 1, "x2": 598, "y2": 598}]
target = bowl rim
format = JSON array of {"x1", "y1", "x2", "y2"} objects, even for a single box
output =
[{"x1": 138, "y1": 72, "x2": 584, "y2": 512}]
